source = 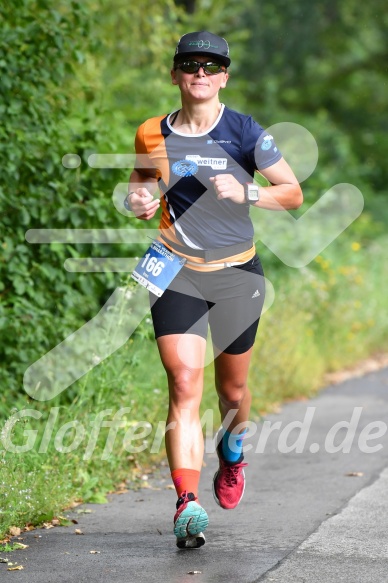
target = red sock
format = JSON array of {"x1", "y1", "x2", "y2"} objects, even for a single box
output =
[{"x1": 171, "y1": 468, "x2": 201, "y2": 499}]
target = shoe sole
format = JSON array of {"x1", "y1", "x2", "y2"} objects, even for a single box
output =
[
  {"x1": 174, "y1": 501, "x2": 209, "y2": 538},
  {"x1": 176, "y1": 532, "x2": 206, "y2": 549},
  {"x1": 212, "y1": 468, "x2": 246, "y2": 509}
]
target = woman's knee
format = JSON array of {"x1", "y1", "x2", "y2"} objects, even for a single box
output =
[
  {"x1": 216, "y1": 379, "x2": 248, "y2": 408},
  {"x1": 167, "y1": 367, "x2": 202, "y2": 405}
]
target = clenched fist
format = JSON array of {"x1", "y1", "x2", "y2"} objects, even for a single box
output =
[
  {"x1": 209, "y1": 174, "x2": 245, "y2": 204},
  {"x1": 127, "y1": 188, "x2": 160, "y2": 220}
]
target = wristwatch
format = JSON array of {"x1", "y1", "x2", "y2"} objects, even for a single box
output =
[
  {"x1": 124, "y1": 192, "x2": 135, "y2": 212},
  {"x1": 244, "y1": 183, "x2": 260, "y2": 204}
]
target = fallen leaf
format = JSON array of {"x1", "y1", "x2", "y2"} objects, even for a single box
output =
[
  {"x1": 187, "y1": 571, "x2": 202, "y2": 575},
  {"x1": 9, "y1": 527, "x2": 21, "y2": 537},
  {"x1": 51, "y1": 519, "x2": 60, "y2": 526},
  {"x1": 74, "y1": 529, "x2": 84, "y2": 535},
  {"x1": 14, "y1": 543, "x2": 29, "y2": 550},
  {"x1": 156, "y1": 529, "x2": 162, "y2": 535},
  {"x1": 345, "y1": 472, "x2": 364, "y2": 477},
  {"x1": 42, "y1": 523, "x2": 54, "y2": 530},
  {"x1": 89, "y1": 550, "x2": 100, "y2": 554},
  {"x1": 64, "y1": 500, "x2": 82, "y2": 510},
  {"x1": 71, "y1": 519, "x2": 79, "y2": 524},
  {"x1": 0, "y1": 558, "x2": 9, "y2": 563},
  {"x1": 165, "y1": 485, "x2": 175, "y2": 490},
  {"x1": 7, "y1": 565, "x2": 24, "y2": 571}
]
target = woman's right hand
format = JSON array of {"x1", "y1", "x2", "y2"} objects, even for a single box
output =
[{"x1": 129, "y1": 188, "x2": 160, "y2": 220}]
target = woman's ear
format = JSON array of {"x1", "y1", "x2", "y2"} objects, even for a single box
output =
[
  {"x1": 220, "y1": 72, "x2": 229, "y2": 89},
  {"x1": 171, "y1": 68, "x2": 179, "y2": 85}
]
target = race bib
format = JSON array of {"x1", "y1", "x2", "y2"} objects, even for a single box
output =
[{"x1": 131, "y1": 240, "x2": 186, "y2": 297}]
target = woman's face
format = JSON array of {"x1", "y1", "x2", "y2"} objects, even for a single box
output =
[{"x1": 171, "y1": 55, "x2": 229, "y2": 103}]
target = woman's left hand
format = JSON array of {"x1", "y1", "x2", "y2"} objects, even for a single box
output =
[{"x1": 209, "y1": 174, "x2": 245, "y2": 204}]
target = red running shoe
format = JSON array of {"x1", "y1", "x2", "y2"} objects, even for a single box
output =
[
  {"x1": 174, "y1": 491, "x2": 208, "y2": 549},
  {"x1": 212, "y1": 441, "x2": 248, "y2": 510}
]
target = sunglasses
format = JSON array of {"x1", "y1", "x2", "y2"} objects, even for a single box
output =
[{"x1": 175, "y1": 60, "x2": 227, "y2": 75}]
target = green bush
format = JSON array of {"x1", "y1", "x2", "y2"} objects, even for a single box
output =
[{"x1": 0, "y1": 1, "x2": 132, "y2": 404}]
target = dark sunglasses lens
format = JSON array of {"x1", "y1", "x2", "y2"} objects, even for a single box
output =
[
  {"x1": 177, "y1": 61, "x2": 225, "y2": 74},
  {"x1": 203, "y1": 63, "x2": 224, "y2": 74},
  {"x1": 179, "y1": 61, "x2": 200, "y2": 73}
]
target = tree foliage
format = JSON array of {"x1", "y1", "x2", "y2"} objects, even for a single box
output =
[
  {"x1": 0, "y1": 0, "x2": 129, "y2": 401},
  {"x1": 237, "y1": 0, "x2": 388, "y2": 203}
]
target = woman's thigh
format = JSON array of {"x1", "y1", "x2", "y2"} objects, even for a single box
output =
[
  {"x1": 150, "y1": 269, "x2": 209, "y2": 340},
  {"x1": 206, "y1": 255, "x2": 265, "y2": 355}
]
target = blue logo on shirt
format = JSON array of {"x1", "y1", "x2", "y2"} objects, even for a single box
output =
[
  {"x1": 261, "y1": 139, "x2": 272, "y2": 151},
  {"x1": 172, "y1": 159, "x2": 199, "y2": 177}
]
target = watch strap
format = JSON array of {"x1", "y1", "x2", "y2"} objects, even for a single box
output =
[
  {"x1": 124, "y1": 191, "x2": 136, "y2": 211},
  {"x1": 243, "y1": 183, "x2": 250, "y2": 203}
]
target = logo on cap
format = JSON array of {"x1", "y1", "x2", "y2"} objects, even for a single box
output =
[{"x1": 188, "y1": 40, "x2": 215, "y2": 50}]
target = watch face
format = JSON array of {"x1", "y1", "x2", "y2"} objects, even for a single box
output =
[{"x1": 247, "y1": 184, "x2": 260, "y2": 201}]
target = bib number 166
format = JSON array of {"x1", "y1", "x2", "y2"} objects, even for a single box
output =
[
  {"x1": 141, "y1": 253, "x2": 165, "y2": 277},
  {"x1": 132, "y1": 240, "x2": 186, "y2": 296}
]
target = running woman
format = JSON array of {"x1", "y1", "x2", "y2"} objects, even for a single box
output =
[{"x1": 126, "y1": 31, "x2": 303, "y2": 548}]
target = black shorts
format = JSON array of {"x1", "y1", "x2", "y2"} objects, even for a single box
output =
[{"x1": 150, "y1": 255, "x2": 265, "y2": 355}]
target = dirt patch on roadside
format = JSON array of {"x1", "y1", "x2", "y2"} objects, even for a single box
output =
[{"x1": 324, "y1": 352, "x2": 388, "y2": 385}]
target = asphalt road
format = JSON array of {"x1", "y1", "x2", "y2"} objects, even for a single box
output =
[{"x1": 2, "y1": 368, "x2": 388, "y2": 582}]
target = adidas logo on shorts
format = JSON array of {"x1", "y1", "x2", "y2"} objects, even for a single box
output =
[{"x1": 251, "y1": 289, "x2": 261, "y2": 299}]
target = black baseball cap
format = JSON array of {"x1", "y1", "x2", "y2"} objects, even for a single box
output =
[{"x1": 174, "y1": 31, "x2": 231, "y2": 67}]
